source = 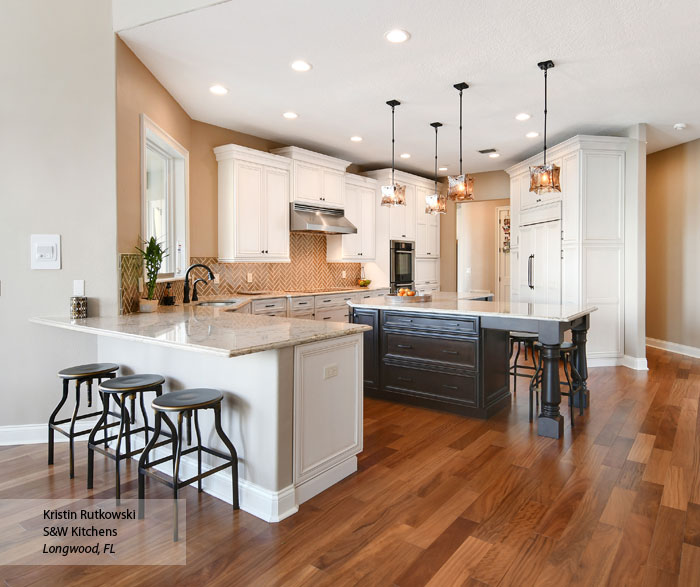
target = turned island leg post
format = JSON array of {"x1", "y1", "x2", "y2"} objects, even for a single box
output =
[
  {"x1": 538, "y1": 343, "x2": 564, "y2": 439},
  {"x1": 572, "y1": 315, "x2": 590, "y2": 410}
]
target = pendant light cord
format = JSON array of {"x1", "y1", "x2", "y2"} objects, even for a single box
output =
[
  {"x1": 434, "y1": 125, "x2": 438, "y2": 192},
  {"x1": 391, "y1": 103, "x2": 395, "y2": 185},
  {"x1": 543, "y1": 67, "x2": 548, "y2": 166},
  {"x1": 459, "y1": 89, "x2": 463, "y2": 175}
]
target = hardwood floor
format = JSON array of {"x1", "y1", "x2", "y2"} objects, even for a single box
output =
[{"x1": 1, "y1": 346, "x2": 699, "y2": 586}]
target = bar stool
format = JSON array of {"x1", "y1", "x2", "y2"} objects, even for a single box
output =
[
  {"x1": 138, "y1": 388, "x2": 239, "y2": 542},
  {"x1": 87, "y1": 374, "x2": 171, "y2": 502},
  {"x1": 509, "y1": 331, "x2": 539, "y2": 394},
  {"x1": 530, "y1": 342, "x2": 584, "y2": 425},
  {"x1": 49, "y1": 363, "x2": 119, "y2": 478}
]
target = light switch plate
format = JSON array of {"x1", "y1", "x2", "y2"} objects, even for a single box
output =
[
  {"x1": 30, "y1": 234, "x2": 61, "y2": 270},
  {"x1": 73, "y1": 280, "x2": 85, "y2": 296},
  {"x1": 323, "y1": 364, "x2": 338, "y2": 379},
  {"x1": 246, "y1": 273, "x2": 253, "y2": 283},
  {"x1": 214, "y1": 273, "x2": 220, "y2": 285}
]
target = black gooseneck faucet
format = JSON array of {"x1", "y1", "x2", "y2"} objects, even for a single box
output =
[{"x1": 183, "y1": 263, "x2": 214, "y2": 304}]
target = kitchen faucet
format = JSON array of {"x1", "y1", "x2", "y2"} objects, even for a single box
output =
[
  {"x1": 183, "y1": 263, "x2": 214, "y2": 304},
  {"x1": 192, "y1": 278, "x2": 207, "y2": 302}
]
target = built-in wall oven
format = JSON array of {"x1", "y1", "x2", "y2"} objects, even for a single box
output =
[{"x1": 390, "y1": 240, "x2": 415, "y2": 293}]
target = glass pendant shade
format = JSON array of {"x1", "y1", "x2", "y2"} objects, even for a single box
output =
[
  {"x1": 447, "y1": 173, "x2": 474, "y2": 202},
  {"x1": 381, "y1": 183, "x2": 406, "y2": 207},
  {"x1": 529, "y1": 164, "x2": 561, "y2": 194},
  {"x1": 425, "y1": 193, "x2": 447, "y2": 214}
]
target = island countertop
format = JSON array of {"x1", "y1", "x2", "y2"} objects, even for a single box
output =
[
  {"x1": 348, "y1": 292, "x2": 597, "y2": 322},
  {"x1": 31, "y1": 306, "x2": 370, "y2": 358}
]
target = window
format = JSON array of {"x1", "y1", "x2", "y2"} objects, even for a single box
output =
[{"x1": 140, "y1": 114, "x2": 188, "y2": 278}]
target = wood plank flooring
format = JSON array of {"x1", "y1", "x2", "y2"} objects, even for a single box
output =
[{"x1": 1, "y1": 346, "x2": 699, "y2": 586}]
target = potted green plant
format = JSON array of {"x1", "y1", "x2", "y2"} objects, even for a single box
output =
[{"x1": 136, "y1": 237, "x2": 168, "y2": 313}]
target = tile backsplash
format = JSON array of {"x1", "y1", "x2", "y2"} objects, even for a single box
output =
[{"x1": 119, "y1": 233, "x2": 361, "y2": 314}]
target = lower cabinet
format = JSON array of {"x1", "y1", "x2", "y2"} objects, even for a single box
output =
[{"x1": 351, "y1": 308, "x2": 510, "y2": 418}]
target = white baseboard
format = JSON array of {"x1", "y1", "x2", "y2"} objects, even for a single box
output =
[
  {"x1": 646, "y1": 337, "x2": 700, "y2": 359},
  {"x1": 295, "y1": 456, "x2": 357, "y2": 505},
  {"x1": 588, "y1": 355, "x2": 648, "y2": 371},
  {"x1": 0, "y1": 420, "x2": 98, "y2": 446}
]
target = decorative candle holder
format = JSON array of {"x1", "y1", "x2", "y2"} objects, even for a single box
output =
[{"x1": 70, "y1": 296, "x2": 88, "y2": 319}]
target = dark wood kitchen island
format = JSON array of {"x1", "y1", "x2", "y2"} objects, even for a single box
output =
[{"x1": 349, "y1": 293, "x2": 596, "y2": 439}]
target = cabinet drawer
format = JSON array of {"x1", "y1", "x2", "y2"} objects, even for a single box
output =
[
  {"x1": 382, "y1": 312, "x2": 478, "y2": 335},
  {"x1": 315, "y1": 293, "x2": 355, "y2": 308},
  {"x1": 316, "y1": 307, "x2": 349, "y2": 323},
  {"x1": 252, "y1": 298, "x2": 287, "y2": 314},
  {"x1": 290, "y1": 311, "x2": 315, "y2": 320},
  {"x1": 258, "y1": 309, "x2": 287, "y2": 317},
  {"x1": 384, "y1": 332, "x2": 477, "y2": 369},
  {"x1": 290, "y1": 296, "x2": 314, "y2": 310},
  {"x1": 383, "y1": 363, "x2": 477, "y2": 406}
]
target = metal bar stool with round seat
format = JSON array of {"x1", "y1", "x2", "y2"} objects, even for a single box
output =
[
  {"x1": 530, "y1": 341, "x2": 584, "y2": 426},
  {"x1": 138, "y1": 388, "x2": 239, "y2": 542},
  {"x1": 49, "y1": 363, "x2": 119, "y2": 478},
  {"x1": 509, "y1": 331, "x2": 539, "y2": 394},
  {"x1": 87, "y1": 374, "x2": 174, "y2": 502}
]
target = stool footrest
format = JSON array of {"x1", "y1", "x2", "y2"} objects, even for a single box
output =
[{"x1": 139, "y1": 460, "x2": 234, "y2": 491}]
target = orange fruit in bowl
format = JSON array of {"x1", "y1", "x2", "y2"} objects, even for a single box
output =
[
  {"x1": 399, "y1": 288, "x2": 407, "y2": 294},
  {"x1": 407, "y1": 290, "x2": 416, "y2": 296}
]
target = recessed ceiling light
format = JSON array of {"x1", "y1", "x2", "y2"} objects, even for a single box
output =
[
  {"x1": 489, "y1": 153, "x2": 501, "y2": 158},
  {"x1": 674, "y1": 122, "x2": 687, "y2": 130},
  {"x1": 291, "y1": 60, "x2": 312, "y2": 72},
  {"x1": 385, "y1": 29, "x2": 410, "y2": 43},
  {"x1": 526, "y1": 131, "x2": 539, "y2": 138},
  {"x1": 350, "y1": 136, "x2": 363, "y2": 142},
  {"x1": 515, "y1": 113, "x2": 530, "y2": 121},
  {"x1": 282, "y1": 111, "x2": 298, "y2": 119},
  {"x1": 400, "y1": 153, "x2": 411, "y2": 159},
  {"x1": 439, "y1": 166, "x2": 448, "y2": 171},
  {"x1": 209, "y1": 84, "x2": 228, "y2": 95}
]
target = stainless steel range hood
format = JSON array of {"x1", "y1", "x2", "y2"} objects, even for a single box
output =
[{"x1": 289, "y1": 202, "x2": 357, "y2": 235}]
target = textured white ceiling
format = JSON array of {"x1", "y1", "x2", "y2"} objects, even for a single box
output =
[{"x1": 119, "y1": 0, "x2": 700, "y2": 177}]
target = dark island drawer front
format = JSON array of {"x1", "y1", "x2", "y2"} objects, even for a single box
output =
[
  {"x1": 382, "y1": 312, "x2": 478, "y2": 335},
  {"x1": 385, "y1": 332, "x2": 477, "y2": 369},
  {"x1": 383, "y1": 364, "x2": 477, "y2": 406}
]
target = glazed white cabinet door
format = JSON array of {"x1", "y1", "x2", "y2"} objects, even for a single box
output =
[
  {"x1": 415, "y1": 186, "x2": 430, "y2": 257},
  {"x1": 322, "y1": 169, "x2": 344, "y2": 207},
  {"x1": 294, "y1": 335, "x2": 363, "y2": 487},
  {"x1": 264, "y1": 166, "x2": 290, "y2": 259},
  {"x1": 234, "y1": 161, "x2": 265, "y2": 259},
  {"x1": 518, "y1": 220, "x2": 561, "y2": 306},
  {"x1": 389, "y1": 184, "x2": 416, "y2": 241},
  {"x1": 359, "y1": 186, "x2": 376, "y2": 259},
  {"x1": 294, "y1": 162, "x2": 323, "y2": 204},
  {"x1": 341, "y1": 184, "x2": 362, "y2": 257},
  {"x1": 427, "y1": 216, "x2": 439, "y2": 257}
]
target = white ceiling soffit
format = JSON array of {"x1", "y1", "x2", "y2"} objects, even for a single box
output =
[
  {"x1": 118, "y1": 0, "x2": 700, "y2": 177},
  {"x1": 112, "y1": 0, "x2": 230, "y2": 32}
]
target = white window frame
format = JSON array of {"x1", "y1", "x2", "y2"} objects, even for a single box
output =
[{"x1": 140, "y1": 113, "x2": 189, "y2": 279}]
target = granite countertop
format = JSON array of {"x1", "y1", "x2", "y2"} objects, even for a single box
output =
[
  {"x1": 31, "y1": 305, "x2": 371, "y2": 358},
  {"x1": 348, "y1": 292, "x2": 596, "y2": 322}
]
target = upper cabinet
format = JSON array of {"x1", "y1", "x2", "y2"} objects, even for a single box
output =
[
  {"x1": 215, "y1": 144, "x2": 292, "y2": 263},
  {"x1": 415, "y1": 185, "x2": 440, "y2": 258},
  {"x1": 272, "y1": 146, "x2": 350, "y2": 208},
  {"x1": 327, "y1": 174, "x2": 377, "y2": 262}
]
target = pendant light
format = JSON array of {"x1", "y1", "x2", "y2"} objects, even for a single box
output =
[
  {"x1": 426, "y1": 122, "x2": 447, "y2": 215},
  {"x1": 380, "y1": 99, "x2": 406, "y2": 207},
  {"x1": 447, "y1": 82, "x2": 474, "y2": 202},
  {"x1": 529, "y1": 60, "x2": 561, "y2": 194}
]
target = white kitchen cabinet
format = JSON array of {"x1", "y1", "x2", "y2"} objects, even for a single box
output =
[
  {"x1": 215, "y1": 144, "x2": 291, "y2": 263},
  {"x1": 506, "y1": 135, "x2": 633, "y2": 360},
  {"x1": 327, "y1": 175, "x2": 376, "y2": 262},
  {"x1": 271, "y1": 146, "x2": 350, "y2": 209},
  {"x1": 415, "y1": 186, "x2": 440, "y2": 258},
  {"x1": 388, "y1": 183, "x2": 416, "y2": 241}
]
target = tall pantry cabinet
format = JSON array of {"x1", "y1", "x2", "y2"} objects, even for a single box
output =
[{"x1": 507, "y1": 135, "x2": 633, "y2": 360}]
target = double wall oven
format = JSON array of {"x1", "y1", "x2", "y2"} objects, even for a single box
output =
[{"x1": 390, "y1": 240, "x2": 415, "y2": 293}]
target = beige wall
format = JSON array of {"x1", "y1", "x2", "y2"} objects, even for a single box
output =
[
  {"x1": 0, "y1": 0, "x2": 118, "y2": 426},
  {"x1": 439, "y1": 171, "x2": 510, "y2": 292},
  {"x1": 646, "y1": 139, "x2": 700, "y2": 349},
  {"x1": 116, "y1": 38, "x2": 282, "y2": 256}
]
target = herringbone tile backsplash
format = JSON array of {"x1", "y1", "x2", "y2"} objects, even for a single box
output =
[{"x1": 120, "y1": 233, "x2": 361, "y2": 314}]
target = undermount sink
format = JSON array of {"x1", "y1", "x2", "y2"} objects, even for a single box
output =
[{"x1": 196, "y1": 299, "x2": 243, "y2": 307}]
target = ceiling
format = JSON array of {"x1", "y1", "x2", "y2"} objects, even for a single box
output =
[{"x1": 119, "y1": 0, "x2": 700, "y2": 178}]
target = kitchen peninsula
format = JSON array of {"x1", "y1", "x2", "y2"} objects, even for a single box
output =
[
  {"x1": 349, "y1": 293, "x2": 596, "y2": 439},
  {"x1": 32, "y1": 306, "x2": 370, "y2": 522}
]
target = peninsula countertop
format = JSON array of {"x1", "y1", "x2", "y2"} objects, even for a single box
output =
[
  {"x1": 348, "y1": 292, "x2": 596, "y2": 322},
  {"x1": 31, "y1": 305, "x2": 371, "y2": 358}
]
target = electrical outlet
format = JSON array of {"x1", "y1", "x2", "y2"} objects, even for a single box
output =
[
  {"x1": 342, "y1": 270, "x2": 346, "y2": 279},
  {"x1": 138, "y1": 277, "x2": 144, "y2": 292},
  {"x1": 247, "y1": 272, "x2": 253, "y2": 283},
  {"x1": 213, "y1": 273, "x2": 220, "y2": 284},
  {"x1": 323, "y1": 364, "x2": 338, "y2": 379}
]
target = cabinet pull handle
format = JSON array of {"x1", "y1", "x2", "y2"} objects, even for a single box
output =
[
  {"x1": 442, "y1": 350, "x2": 458, "y2": 355},
  {"x1": 442, "y1": 384, "x2": 459, "y2": 391},
  {"x1": 400, "y1": 318, "x2": 413, "y2": 323},
  {"x1": 397, "y1": 344, "x2": 413, "y2": 349},
  {"x1": 323, "y1": 316, "x2": 331, "y2": 320},
  {"x1": 322, "y1": 299, "x2": 331, "y2": 302},
  {"x1": 397, "y1": 376, "x2": 412, "y2": 382},
  {"x1": 265, "y1": 304, "x2": 275, "y2": 308},
  {"x1": 298, "y1": 302, "x2": 308, "y2": 305},
  {"x1": 528, "y1": 254, "x2": 534, "y2": 289}
]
